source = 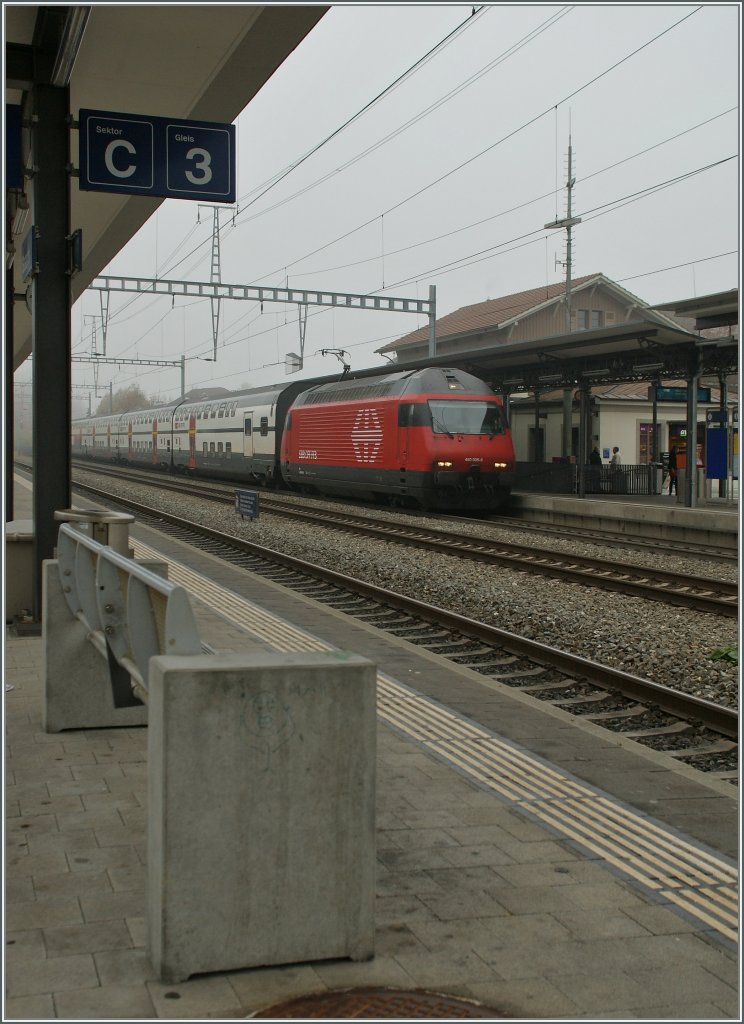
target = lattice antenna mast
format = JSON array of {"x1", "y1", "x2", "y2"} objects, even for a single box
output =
[
  {"x1": 544, "y1": 134, "x2": 581, "y2": 333},
  {"x1": 198, "y1": 204, "x2": 227, "y2": 359}
]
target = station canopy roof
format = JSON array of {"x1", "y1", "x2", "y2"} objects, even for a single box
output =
[
  {"x1": 5, "y1": 4, "x2": 328, "y2": 371},
  {"x1": 380, "y1": 314, "x2": 739, "y2": 392}
]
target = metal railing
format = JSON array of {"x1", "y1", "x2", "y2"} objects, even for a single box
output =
[
  {"x1": 513, "y1": 462, "x2": 662, "y2": 496},
  {"x1": 56, "y1": 516, "x2": 202, "y2": 704}
]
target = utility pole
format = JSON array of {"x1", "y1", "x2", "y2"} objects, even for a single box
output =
[{"x1": 545, "y1": 135, "x2": 582, "y2": 459}]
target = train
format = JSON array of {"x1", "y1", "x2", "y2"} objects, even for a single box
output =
[{"x1": 71, "y1": 366, "x2": 516, "y2": 511}]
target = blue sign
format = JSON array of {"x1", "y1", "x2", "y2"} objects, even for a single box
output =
[
  {"x1": 79, "y1": 108, "x2": 235, "y2": 203},
  {"x1": 234, "y1": 489, "x2": 260, "y2": 520},
  {"x1": 652, "y1": 386, "x2": 711, "y2": 403}
]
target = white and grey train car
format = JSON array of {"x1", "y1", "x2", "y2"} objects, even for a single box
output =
[{"x1": 71, "y1": 381, "x2": 313, "y2": 486}]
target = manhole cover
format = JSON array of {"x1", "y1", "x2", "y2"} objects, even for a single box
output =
[{"x1": 251, "y1": 986, "x2": 505, "y2": 1018}]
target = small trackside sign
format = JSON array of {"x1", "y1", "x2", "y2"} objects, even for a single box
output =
[
  {"x1": 79, "y1": 108, "x2": 236, "y2": 203},
  {"x1": 235, "y1": 489, "x2": 260, "y2": 520}
]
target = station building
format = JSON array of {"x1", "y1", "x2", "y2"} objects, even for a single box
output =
[{"x1": 376, "y1": 273, "x2": 738, "y2": 471}]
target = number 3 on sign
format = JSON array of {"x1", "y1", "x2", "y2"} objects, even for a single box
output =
[{"x1": 185, "y1": 147, "x2": 212, "y2": 185}]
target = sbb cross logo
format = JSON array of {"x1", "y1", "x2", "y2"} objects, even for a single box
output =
[{"x1": 351, "y1": 408, "x2": 383, "y2": 463}]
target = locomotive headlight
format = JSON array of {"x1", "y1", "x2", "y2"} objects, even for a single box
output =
[
  {"x1": 494, "y1": 461, "x2": 508, "y2": 469},
  {"x1": 435, "y1": 460, "x2": 453, "y2": 468}
]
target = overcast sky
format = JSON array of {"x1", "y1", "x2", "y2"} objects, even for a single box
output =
[{"x1": 63, "y1": 3, "x2": 739, "y2": 412}]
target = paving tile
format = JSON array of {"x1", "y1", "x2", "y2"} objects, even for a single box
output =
[
  {"x1": 377, "y1": 846, "x2": 455, "y2": 872},
  {"x1": 493, "y1": 858, "x2": 614, "y2": 888},
  {"x1": 376, "y1": 870, "x2": 444, "y2": 897},
  {"x1": 438, "y1": 843, "x2": 516, "y2": 868},
  {"x1": 67, "y1": 845, "x2": 142, "y2": 873},
  {"x1": 424, "y1": 865, "x2": 510, "y2": 892},
  {"x1": 107, "y1": 862, "x2": 146, "y2": 892},
  {"x1": 71, "y1": 763, "x2": 126, "y2": 781},
  {"x1": 418, "y1": 889, "x2": 510, "y2": 922},
  {"x1": 551, "y1": 908, "x2": 653, "y2": 940},
  {"x1": 19, "y1": 794, "x2": 85, "y2": 818},
  {"x1": 373, "y1": 922, "x2": 432, "y2": 957},
  {"x1": 4, "y1": 951, "x2": 99, "y2": 998},
  {"x1": 147, "y1": 975, "x2": 244, "y2": 1018},
  {"x1": 25, "y1": 828, "x2": 98, "y2": 855},
  {"x1": 312, "y1": 954, "x2": 415, "y2": 990},
  {"x1": 456, "y1": 976, "x2": 581, "y2": 1018},
  {"x1": 226, "y1": 963, "x2": 328, "y2": 1013},
  {"x1": 561, "y1": 880, "x2": 656, "y2": 911},
  {"x1": 5, "y1": 897, "x2": 84, "y2": 932},
  {"x1": 387, "y1": 826, "x2": 461, "y2": 851},
  {"x1": 34, "y1": 870, "x2": 112, "y2": 903},
  {"x1": 4, "y1": 928, "x2": 47, "y2": 962},
  {"x1": 94, "y1": 948, "x2": 160, "y2": 985},
  {"x1": 44, "y1": 918, "x2": 134, "y2": 957},
  {"x1": 553, "y1": 965, "x2": 738, "y2": 1014},
  {"x1": 6, "y1": 874, "x2": 35, "y2": 902},
  {"x1": 126, "y1": 915, "x2": 147, "y2": 946},
  {"x1": 80, "y1": 889, "x2": 144, "y2": 922},
  {"x1": 53, "y1": 983, "x2": 157, "y2": 1019},
  {"x1": 2, "y1": 994, "x2": 55, "y2": 1019},
  {"x1": 394, "y1": 949, "x2": 498, "y2": 986},
  {"x1": 405, "y1": 916, "x2": 494, "y2": 954},
  {"x1": 56, "y1": 808, "x2": 130, "y2": 832},
  {"x1": 628, "y1": 1002, "x2": 731, "y2": 1019},
  {"x1": 620, "y1": 900, "x2": 706, "y2": 935},
  {"x1": 46, "y1": 777, "x2": 109, "y2": 797}
]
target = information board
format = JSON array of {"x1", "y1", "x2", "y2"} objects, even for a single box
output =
[
  {"x1": 79, "y1": 108, "x2": 236, "y2": 203},
  {"x1": 234, "y1": 489, "x2": 260, "y2": 520}
]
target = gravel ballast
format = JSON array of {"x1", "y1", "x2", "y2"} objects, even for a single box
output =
[{"x1": 77, "y1": 471, "x2": 740, "y2": 711}]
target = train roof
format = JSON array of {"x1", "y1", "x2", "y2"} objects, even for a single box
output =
[{"x1": 291, "y1": 366, "x2": 496, "y2": 406}]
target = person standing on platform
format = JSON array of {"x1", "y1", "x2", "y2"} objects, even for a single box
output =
[
  {"x1": 588, "y1": 445, "x2": 602, "y2": 493},
  {"x1": 668, "y1": 446, "x2": 678, "y2": 496},
  {"x1": 609, "y1": 446, "x2": 624, "y2": 493}
]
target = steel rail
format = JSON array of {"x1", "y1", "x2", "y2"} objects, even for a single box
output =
[
  {"x1": 69, "y1": 479, "x2": 739, "y2": 741},
  {"x1": 68, "y1": 462, "x2": 737, "y2": 618}
]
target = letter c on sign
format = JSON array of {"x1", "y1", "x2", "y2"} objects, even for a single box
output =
[{"x1": 104, "y1": 139, "x2": 136, "y2": 179}]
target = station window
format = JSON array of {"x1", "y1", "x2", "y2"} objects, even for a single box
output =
[
  {"x1": 218, "y1": 442, "x2": 223, "y2": 453},
  {"x1": 203, "y1": 442, "x2": 208, "y2": 454},
  {"x1": 225, "y1": 442, "x2": 232, "y2": 457},
  {"x1": 209, "y1": 442, "x2": 215, "y2": 453}
]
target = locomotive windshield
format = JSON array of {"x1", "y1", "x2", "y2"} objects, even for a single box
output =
[{"x1": 428, "y1": 400, "x2": 507, "y2": 436}]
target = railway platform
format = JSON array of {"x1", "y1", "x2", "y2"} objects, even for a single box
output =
[
  {"x1": 4, "y1": 477, "x2": 740, "y2": 1020},
  {"x1": 511, "y1": 489, "x2": 738, "y2": 552}
]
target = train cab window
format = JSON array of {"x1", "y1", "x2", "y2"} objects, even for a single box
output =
[
  {"x1": 428, "y1": 400, "x2": 506, "y2": 436},
  {"x1": 260, "y1": 416, "x2": 269, "y2": 436}
]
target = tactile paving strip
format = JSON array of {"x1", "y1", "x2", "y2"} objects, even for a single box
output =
[
  {"x1": 134, "y1": 540, "x2": 739, "y2": 945},
  {"x1": 249, "y1": 986, "x2": 503, "y2": 1018}
]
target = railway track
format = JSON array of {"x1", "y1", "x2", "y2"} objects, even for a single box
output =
[
  {"x1": 65, "y1": 481, "x2": 738, "y2": 781},
  {"x1": 69, "y1": 463, "x2": 738, "y2": 619}
]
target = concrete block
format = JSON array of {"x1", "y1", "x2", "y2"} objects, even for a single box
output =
[
  {"x1": 41, "y1": 561, "x2": 148, "y2": 733},
  {"x1": 146, "y1": 651, "x2": 376, "y2": 983},
  {"x1": 5, "y1": 519, "x2": 34, "y2": 620}
]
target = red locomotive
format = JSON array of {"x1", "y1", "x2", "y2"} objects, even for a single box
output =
[{"x1": 280, "y1": 366, "x2": 514, "y2": 510}]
